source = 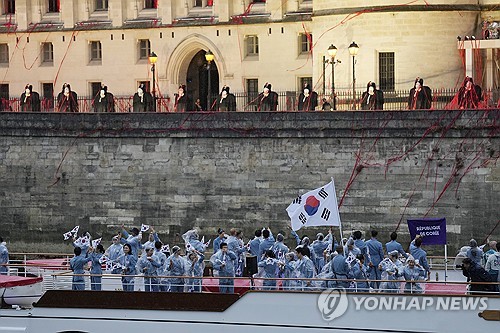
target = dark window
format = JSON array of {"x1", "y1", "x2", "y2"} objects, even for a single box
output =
[
  {"x1": 246, "y1": 35, "x2": 259, "y2": 56},
  {"x1": 139, "y1": 39, "x2": 151, "y2": 60},
  {"x1": 246, "y1": 78, "x2": 258, "y2": 107},
  {"x1": 47, "y1": 0, "x2": 59, "y2": 12},
  {"x1": 90, "y1": 82, "x2": 102, "y2": 97},
  {"x1": 144, "y1": 0, "x2": 157, "y2": 9},
  {"x1": 95, "y1": 0, "x2": 108, "y2": 10},
  {"x1": 3, "y1": 0, "x2": 15, "y2": 14},
  {"x1": 0, "y1": 43, "x2": 8, "y2": 64},
  {"x1": 299, "y1": 33, "x2": 312, "y2": 54},
  {"x1": 194, "y1": 0, "x2": 202, "y2": 6},
  {"x1": 138, "y1": 81, "x2": 150, "y2": 93},
  {"x1": 299, "y1": 77, "x2": 312, "y2": 90},
  {"x1": 379, "y1": 52, "x2": 395, "y2": 91},
  {"x1": 42, "y1": 83, "x2": 54, "y2": 110},
  {"x1": 0, "y1": 83, "x2": 9, "y2": 99},
  {"x1": 90, "y1": 41, "x2": 102, "y2": 61},
  {"x1": 42, "y1": 42, "x2": 54, "y2": 63}
]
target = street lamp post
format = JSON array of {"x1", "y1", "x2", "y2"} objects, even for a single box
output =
[
  {"x1": 348, "y1": 42, "x2": 359, "y2": 110},
  {"x1": 149, "y1": 52, "x2": 158, "y2": 112},
  {"x1": 327, "y1": 44, "x2": 339, "y2": 110},
  {"x1": 205, "y1": 50, "x2": 215, "y2": 111}
]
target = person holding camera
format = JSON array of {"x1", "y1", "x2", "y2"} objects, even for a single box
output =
[{"x1": 460, "y1": 258, "x2": 495, "y2": 295}]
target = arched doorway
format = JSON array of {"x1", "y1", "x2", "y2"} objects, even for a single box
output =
[{"x1": 186, "y1": 50, "x2": 219, "y2": 110}]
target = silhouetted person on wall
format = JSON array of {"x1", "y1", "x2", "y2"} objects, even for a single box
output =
[
  {"x1": 93, "y1": 85, "x2": 115, "y2": 112},
  {"x1": 216, "y1": 86, "x2": 236, "y2": 112},
  {"x1": 20, "y1": 84, "x2": 41, "y2": 112},
  {"x1": 297, "y1": 83, "x2": 318, "y2": 111},
  {"x1": 458, "y1": 76, "x2": 482, "y2": 109},
  {"x1": 133, "y1": 83, "x2": 153, "y2": 112},
  {"x1": 360, "y1": 81, "x2": 384, "y2": 110},
  {"x1": 57, "y1": 83, "x2": 79, "y2": 112},
  {"x1": 174, "y1": 85, "x2": 192, "y2": 112},
  {"x1": 408, "y1": 77, "x2": 432, "y2": 110},
  {"x1": 257, "y1": 83, "x2": 278, "y2": 111}
]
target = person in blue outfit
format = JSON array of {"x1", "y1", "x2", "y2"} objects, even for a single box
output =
[
  {"x1": 137, "y1": 244, "x2": 161, "y2": 292},
  {"x1": 249, "y1": 229, "x2": 262, "y2": 257},
  {"x1": 167, "y1": 246, "x2": 186, "y2": 292},
  {"x1": 485, "y1": 243, "x2": 500, "y2": 287},
  {"x1": 70, "y1": 247, "x2": 89, "y2": 291},
  {"x1": 186, "y1": 250, "x2": 205, "y2": 292},
  {"x1": 366, "y1": 230, "x2": 384, "y2": 289},
  {"x1": 120, "y1": 226, "x2": 143, "y2": 258},
  {"x1": 466, "y1": 239, "x2": 483, "y2": 266},
  {"x1": 89, "y1": 244, "x2": 105, "y2": 291},
  {"x1": 226, "y1": 228, "x2": 246, "y2": 276},
  {"x1": 403, "y1": 255, "x2": 426, "y2": 294},
  {"x1": 344, "y1": 237, "x2": 361, "y2": 257},
  {"x1": 105, "y1": 235, "x2": 123, "y2": 273},
  {"x1": 294, "y1": 245, "x2": 315, "y2": 290},
  {"x1": 271, "y1": 233, "x2": 289, "y2": 260},
  {"x1": 182, "y1": 229, "x2": 206, "y2": 253},
  {"x1": 289, "y1": 228, "x2": 316, "y2": 263},
  {"x1": 385, "y1": 232, "x2": 408, "y2": 259},
  {"x1": 353, "y1": 230, "x2": 367, "y2": 257},
  {"x1": 378, "y1": 250, "x2": 403, "y2": 293},
  {"x1": 280, "y1": 252, "x2": 297, "y2": 290},
  {"x1": 312, "y1": 228, "x2": 335, "y2": 273},
  {"x1": 119, "y1": 243, "x2": 137, "y2": 291},
  {"x1": 351, "y1": 254, "x2": 369, "y2": 292},
  {"x1": 409, "y1": 235, "x2": 430, "y2": 281},
  {"x1": 258, "y1": 250, "x2": 279, "y2": 290},
  {"x1": 330, "y1": 245, "x2": 351, "y2": 289},
  {"x1": 0, "y1": 237, "x2": 9, "y2": 275},
  {"x1": 258, "y1": 228, "x2": 275, "y2": 262},
  {"x1": 212, "y1": 242, "x2": 237, "y2": 293},
  {"x1": 159, "y1": 247, "x2": 171, "y2": 292},
  {"x1": 213, "y1": 228, "x2": 227, "y2": 254}
]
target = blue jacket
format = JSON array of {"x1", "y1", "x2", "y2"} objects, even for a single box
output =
[
  {"x1": 89, "y1": 253, "x2": 103, "y2": 275},
  {"x1": 120, "y1": 230, "x2": 142, "y2": 257},
  {"x1": 258, "y1": 258, "x2": 279, "y2": 279},
  {"x1": 258, "y1": 236, "x2": 275, "y2": 262},
  {"x1": 70, "y1": 254, "x2": 89, "y2": 282},
  {"x1": 331, "y1": 254, "x2": 350, "y2": 278},
  {"x1": 0, "y1": 243, "x2": 9, "y2": 274},
  {"x1": 212, "y1": 250, "x2": 237, "y2": 277},
  {"x1": 410, "y1": 241, "x2": 430, "y2": 273},
  {"x1": 213, "y1": 236, "x2": 227, "y2": 253},
  {"x1": 119, "y1": 253, "x2": 137, "y2": 275},
  {"x1": 385, "y1": 240, "x2": 408, "y2": 258},
  {"x1": 137, "y1": 253, "x2": 161, "y2": 277},
  {"x1": 106, "y1": 243, "x2": 123, "y2": 261},
  {"x1": 366, "y1": 238, "x2": 384, "y2": 265},
  {"x1": 249, "y1": 237, "x2": 261, "y2": 257}
]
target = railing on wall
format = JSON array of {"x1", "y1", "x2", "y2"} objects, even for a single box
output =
[{"x1": 1, "y1": 88, "x2": 499, "y2": 113}]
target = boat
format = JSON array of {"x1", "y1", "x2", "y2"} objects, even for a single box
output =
[{"x1": 0, "y1": 275, "x2": 43, "y2": 307}]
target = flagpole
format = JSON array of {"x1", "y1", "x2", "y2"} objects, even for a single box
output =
[{"x1": 331, "y1": 177, "x2": 344, "y2": 246}]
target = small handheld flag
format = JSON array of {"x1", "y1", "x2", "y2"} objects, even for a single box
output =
[{"x1": 141, "y1": 224, "x2": 150, "y2": 232}]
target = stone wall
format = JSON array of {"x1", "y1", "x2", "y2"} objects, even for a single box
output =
[{"x1": 0, "y1": 110, "x2": 498, "y2": 255}]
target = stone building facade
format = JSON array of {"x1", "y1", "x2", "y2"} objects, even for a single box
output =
[
  {"x1": 0, "y1": 110, "x2": 498, "y2": 254},
  {"x1": 0, "y1": 0, "x2": 498, "y2": 106}
]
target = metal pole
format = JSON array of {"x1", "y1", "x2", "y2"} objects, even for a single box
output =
[
  {"x1": 444, "y1": 244, "x2": 448, "y2": 283},
  {"x1": 352, "y1": 55, "x2": 356, "y2": 110},
  {"x1": 332, "y1": 60, "x2": 336, "y2": 110},
  {"x1": 322, "y1": 56, "x2": 326, "y2": 95},
  {"x1": 207, "y1": 62, "x2": 211, "y2": 111},
  {"x1": 152, "y1": 64, "x2": 156, "y2": 112}
]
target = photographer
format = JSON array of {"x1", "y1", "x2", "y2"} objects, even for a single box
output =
[{"x1": 460, "y1": 258, "x2": 495, "y2": 295}]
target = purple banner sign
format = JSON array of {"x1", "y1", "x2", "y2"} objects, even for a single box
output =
[{"x1": 407, "y1": 218, "x2": 447, "y2": 245}]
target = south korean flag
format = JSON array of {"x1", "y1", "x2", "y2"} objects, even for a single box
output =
[{"x1": 286, "y1": 180, "x2": 341, "y2": 231}]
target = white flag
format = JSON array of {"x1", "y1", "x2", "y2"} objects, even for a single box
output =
[
  {"x1": 141, "y1": 224, "x2": 150, "y2": 232},
  {"x1": 70, "y1": 226, "x2": 79, "y2": 236},
  {"x1": 161, "y1": 244, "x2": 170, "y2": 253},
  {"x1": 204, "y1": 239, "x2": 211, "y2": 248},
  {"x1": 91, "y1": 238, "x2": 102, "y2": 248},
  {"x1": 63, "y1": 231, "x2": 73, "y2": 241},
  {"x1": 286, "y1": 180, "x2": 341, "y2": 231}
]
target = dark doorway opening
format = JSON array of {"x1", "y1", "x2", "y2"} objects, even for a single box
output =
[{"x1": 186, "y1": 50, "x2": 219, "y2": 110}]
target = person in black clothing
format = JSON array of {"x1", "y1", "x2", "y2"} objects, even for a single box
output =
[
  {"x1": 174, "y1": 85, "x2": 192, "y2": 112},
  {"x1": 257, "y1": 83, "x2": 278, "y2": 111},
  {"x1": 20, "y1": 84, "x2": 41, "y2": 112},
  {"x1": 93, "y1": 85, "x2": 115, "y2": 112},
  {"x1": 461, "y1": 258, "x2": 495, "y2": 295},
  {"x1": 216, "y1": 86, "x2": 237, "y2": 112},
  {"x1": 57, "y1": 83, "x2": 79, "y2": 112},
  {"x1": 297, "y1": 83, "x2": 318, "y2": 111},
  {"x1": 321, "y1": 98, "x2": 332, "y2": 111},
  {"x1": 194, "y1": 98, "x2": 203, "y2": 111},
  {"x1": 360, "y1": 81, "x2": 384, "y2": 110},
  {"x1": 408, "y1": 77, "x2": 432, "y2": 110},
  {"x1": 458, "y1": 76, "x2": 482, "y2": 109},
  {"x1": 132, "y1": 83, "x2": 153, "y2": 112}
]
